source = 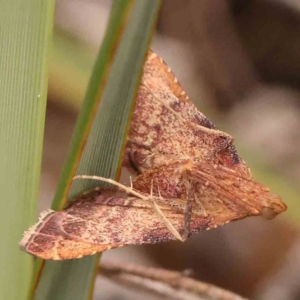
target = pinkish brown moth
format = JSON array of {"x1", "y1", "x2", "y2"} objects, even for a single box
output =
[{"x1": 20, "y1": 51, "x2": 287, "y2": 260}]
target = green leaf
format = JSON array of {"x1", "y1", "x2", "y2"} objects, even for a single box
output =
[
  {"x1": 0, "y1": 1, "x2": 54, "y2": 299},
  {"x1": 51, "y1": 0, "x2": 135, "y2": 211},
  {"x1": 33, "y1": 1, "x2": 161, "y2": 300}
]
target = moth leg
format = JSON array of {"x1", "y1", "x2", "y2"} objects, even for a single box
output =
[
  {"x1": 181, "y1": 178, "x2": 195, "y2": 241},
  {"x1": 149, "y1": 179, "x2": 183, "y2": 242},
  {"x1": 194, "y1": 194, "x2": 207, "y2": 217},
  {"x1": 129, "y1": 176, "x2": 133, "y2": 189}
]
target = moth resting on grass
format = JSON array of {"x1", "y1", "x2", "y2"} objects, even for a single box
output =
[{"x1": 20, "y1": 51, "x2": 287, "y2": 260}]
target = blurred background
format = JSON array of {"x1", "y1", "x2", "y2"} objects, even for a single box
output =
[{"x1": 41, "y1": 0, "x2": 300, "y2": 299}]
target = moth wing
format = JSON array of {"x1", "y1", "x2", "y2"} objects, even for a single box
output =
[
  {"x1": 132, "y1": 162, "x2": 286, "y2": 229},
  {"x1": 145, "y1": 50, "x2": 189, "y2": 102},
  {"x1": 187, "y1": 164, "x2": 287, "y2": 220},
  {"x1": 20, "y1": 190, "x2": 184, "y2": 260},
  {"x1": 126, "y1": 51, "x2": 238, "y2": 173}
]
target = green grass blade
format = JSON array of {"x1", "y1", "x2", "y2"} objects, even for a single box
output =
[
  {"x1": 70, "y1": 0, "x2": 161, "y2": 196},
  {"x1": 32, "y1": 1, "x2": 133, "y2": 298},
  {"x1": 34, "y1": 1, "x2": 161, "y2": 300},
  {"x1": 51, "y1": 0, "x2": 134, "y2": 211},
  {"x1": 0, "y1": 1, "x2": 54, "y2": 299}
]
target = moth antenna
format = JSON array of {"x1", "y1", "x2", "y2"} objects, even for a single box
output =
[{"x1": 73, "y1": 175, "x2": 146, "y2": 200}]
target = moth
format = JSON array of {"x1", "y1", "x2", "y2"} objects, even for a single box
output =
[{"x1": 20, "y1": 51, "x2": 287, "y2": 260}]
